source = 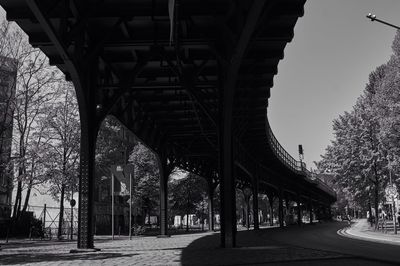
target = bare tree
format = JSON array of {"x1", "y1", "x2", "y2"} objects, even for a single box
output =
[
  {"x1": 0, "y1": 20, "x2": 61, "y2": 219},
  {"x1": 41, "y1": 82, "x2": 80, "y2": 239}
]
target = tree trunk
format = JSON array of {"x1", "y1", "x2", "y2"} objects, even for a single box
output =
[
  {"x1": 16, "y1": 189, "x2": 22, "y2": 218},
  {"x1": 368, "y1": 200, "x2": 373, "y2": 226},
  {"x1": 58, "y1": 184, "x2": 65, "y2": 239},
  {"x1": 14, "y1": 134, "x2": 26, "y2": 220},
  {"x1": 12, "y1": 180, "x2": 22, "y2": 219},
  {"x1": 21, "y1": 179, "x2": 33, "y2": 214},
  {"x1": 148, "y1": 211, "x2": 151, "y2": 228},
  {"x1": 244, "y1": 196, "x2": 250, "y2": 230},
  {"x1": 180, "y1": 215, "x2": 184, "y2": 228},
  {"x1": 374, "y1": 182, "x2": 379, "y2": 230},
  {"x1": 269, "y1": 201, "x2": 274, "y2": 226},
  {"x1": 22, "y1": 156, "x2": 37, "y2": 215},
  {"x1": 186, "y1": 209, "x2": 189, "y2": 232}
]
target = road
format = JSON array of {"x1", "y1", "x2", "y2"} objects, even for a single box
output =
[
  {"x1": 268, "y1": 221, "x2": 400, "y2": 265},
  {"x1": 181, "y1": 221, "x2": 400, "y2": 265},
  {"x1": 1, "y1": 221, "x2": 398, "y2": 265}
]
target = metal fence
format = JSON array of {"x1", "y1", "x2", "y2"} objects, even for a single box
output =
[{"x1": 5, "y1": 203, "x2": 78, "y2": 240}]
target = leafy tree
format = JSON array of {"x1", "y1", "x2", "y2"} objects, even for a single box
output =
[
  {"x1": 170, "y1": 173, "x2": 207, "y2": 231},
  {"x1": 96, "y1": 117, "x2": 163, "y2": 227},
  {"x1": 316, "y1": 37, "x2": 400, "y2": 223},
  {"x1": 128, "y1": 142, "x2": 159, "y2": 225},
  {"x1": 96, "y1": 116, "x2": 132, "y2": 169},
  {"x1": 194, "y1": 195, "x2": 208, "y2": 231}
]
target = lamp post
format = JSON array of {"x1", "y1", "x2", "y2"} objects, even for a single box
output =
[
  {"x1": 298, "y1": 144, "x2": 304, "y2": 171},
  {"x1": 366, "y1": 13, "x2": 400, "y2": 30},
  {"x1": 70, "y1": 198, "x2": 76, "y2": 240}
]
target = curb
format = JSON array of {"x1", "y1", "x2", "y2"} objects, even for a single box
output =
[{"x1": 337, "y1": 226, "x2": 400, "y2": 246}]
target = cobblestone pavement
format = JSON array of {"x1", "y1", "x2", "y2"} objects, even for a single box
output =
[
  {"x1": 0, "y1": 223, "x2": 396, "y2": 265},
  {"x1": 0, "y1": 233, "x2": 211, "y2": 265}
]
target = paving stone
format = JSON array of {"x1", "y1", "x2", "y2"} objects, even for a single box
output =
[{"x1": 0, "y1": 229, "x2": 350, "y2": 265}]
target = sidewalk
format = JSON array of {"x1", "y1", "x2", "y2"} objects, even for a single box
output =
[
  {"x1": 0, "y1": 225, "x2": 352, "y2": 266},
  {"x1": 338, "y1": 218, "x2": 400, "y2": 245}
]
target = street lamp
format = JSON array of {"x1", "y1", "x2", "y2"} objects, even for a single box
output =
[
  {"x1": 365, "y1": 12, "x2": 399, "y2": 234},
  {"x1": 298, "y1": 144, "x2": 304, "y2": 171},
  {"x1": 70, "y1": 198, "x2": 76, "y2": 240},
  {"x1": 366, "y1": 13, "x2": 400, "y2": 30}
]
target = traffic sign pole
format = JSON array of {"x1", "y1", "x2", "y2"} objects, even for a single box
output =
[
  {"x1": 387, "y1": 161, "x2": 397, "y2": 234},
  {"x1": 112, "y1": 173, "x2": 114, "y2": 240},
  {"x1": 129, "y1": 173, "x2": 132, "y2": 240},
  {"x1": 393, "y1": 196, "x2": 397, "y2": 234}
]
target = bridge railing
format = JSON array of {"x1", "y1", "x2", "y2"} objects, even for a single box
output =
[
  {"x1": 303, "y1": 168, "x2": 337, "y2": 197},
  {"x1": 265, "y1": 115, "x2": 336, "y2": 198},
  {"x1": 265, "y1": 117, "x2": 304, "y2": 174}
]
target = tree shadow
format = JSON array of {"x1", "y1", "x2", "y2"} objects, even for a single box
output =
[
  {"x1": 0, "y1": 237, "x2": 118, "y2": 249},
  {"x1": 0, "y1": 252, "x2": 138, "y2": 265}
]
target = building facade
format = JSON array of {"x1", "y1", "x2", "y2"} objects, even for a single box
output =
[{"x1": 0, "y1": 56, "x2": 17, "y2": 228}]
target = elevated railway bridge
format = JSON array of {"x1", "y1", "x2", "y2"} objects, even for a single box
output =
[{"x1": 0, "y1": 0, "x2": 336, "y2": 250}]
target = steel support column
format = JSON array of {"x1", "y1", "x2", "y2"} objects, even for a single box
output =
[
  {"x1": 218, "y1": 0, "x2": 267, "y2": 248},
  {"x1": 267, "y1": 192, "x2": 274, "y2": 226},
  {"x1": 77, "y1": 120, "x2": 99, "y2": 249},
  {"x1": 219, "y1": 127, "x2": 236, "y2": 247},
  {"x1": 278, "y1": 188, "x2": 284, "y2": 228},
  {"x1": 75, "y1": 55, "x2": 102, "y2": 250},
  {"x1": 297, "y1": 194, "x2": 302, "y2": 226},
  {"x1": 321, "y1": 205, "x2": 327, "y2": 220},
  {"x1": 252, "y1": 179, "x2": 259, "y2": 230},
  {"x1": 245, "y1": 193, "x2": 250, "y2": 230},
  {"x1": 158, "y1": 153, "x2": 170, "y2": 237}
]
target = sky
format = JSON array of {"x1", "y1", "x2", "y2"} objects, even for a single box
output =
[{"x1": 268, "y1": 0, "x2": 400, "y2": 169}]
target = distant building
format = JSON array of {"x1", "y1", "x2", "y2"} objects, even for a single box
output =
[{"x1": 0, "y1": 56, "x2": 17, "y2": 227}]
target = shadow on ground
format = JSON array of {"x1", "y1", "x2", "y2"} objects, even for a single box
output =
[
  {"x1": 180, "y1": 223, "x2": 378, "y2": 266},
  {"x1": 0, "y1": 252, "x2": 137, "y2": 265},
  {"x1": 0, "y1": 237, "x2": 114, "y2": 249}
]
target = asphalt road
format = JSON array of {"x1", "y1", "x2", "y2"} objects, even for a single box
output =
[
  {"x1": 181, "y1": 221, "x2": 400, "y2": 265},
  {"x1": 266, "y1": 222, "x2": 400, "y2": 265}
]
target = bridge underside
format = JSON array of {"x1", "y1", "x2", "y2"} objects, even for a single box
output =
[{"x1": 1, "y1": 0, "x2": 335, "y2": 249}]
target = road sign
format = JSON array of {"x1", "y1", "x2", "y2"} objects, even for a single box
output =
[
  {"x1": 385, "y1": 184, "x2": 398, "y2": 198},
  {"x1": 110, "y1": 164, "x2": 134, "y2": 184},
  {"x1": 70, "y1": 199, "x2": 76, "y2": 207}
]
